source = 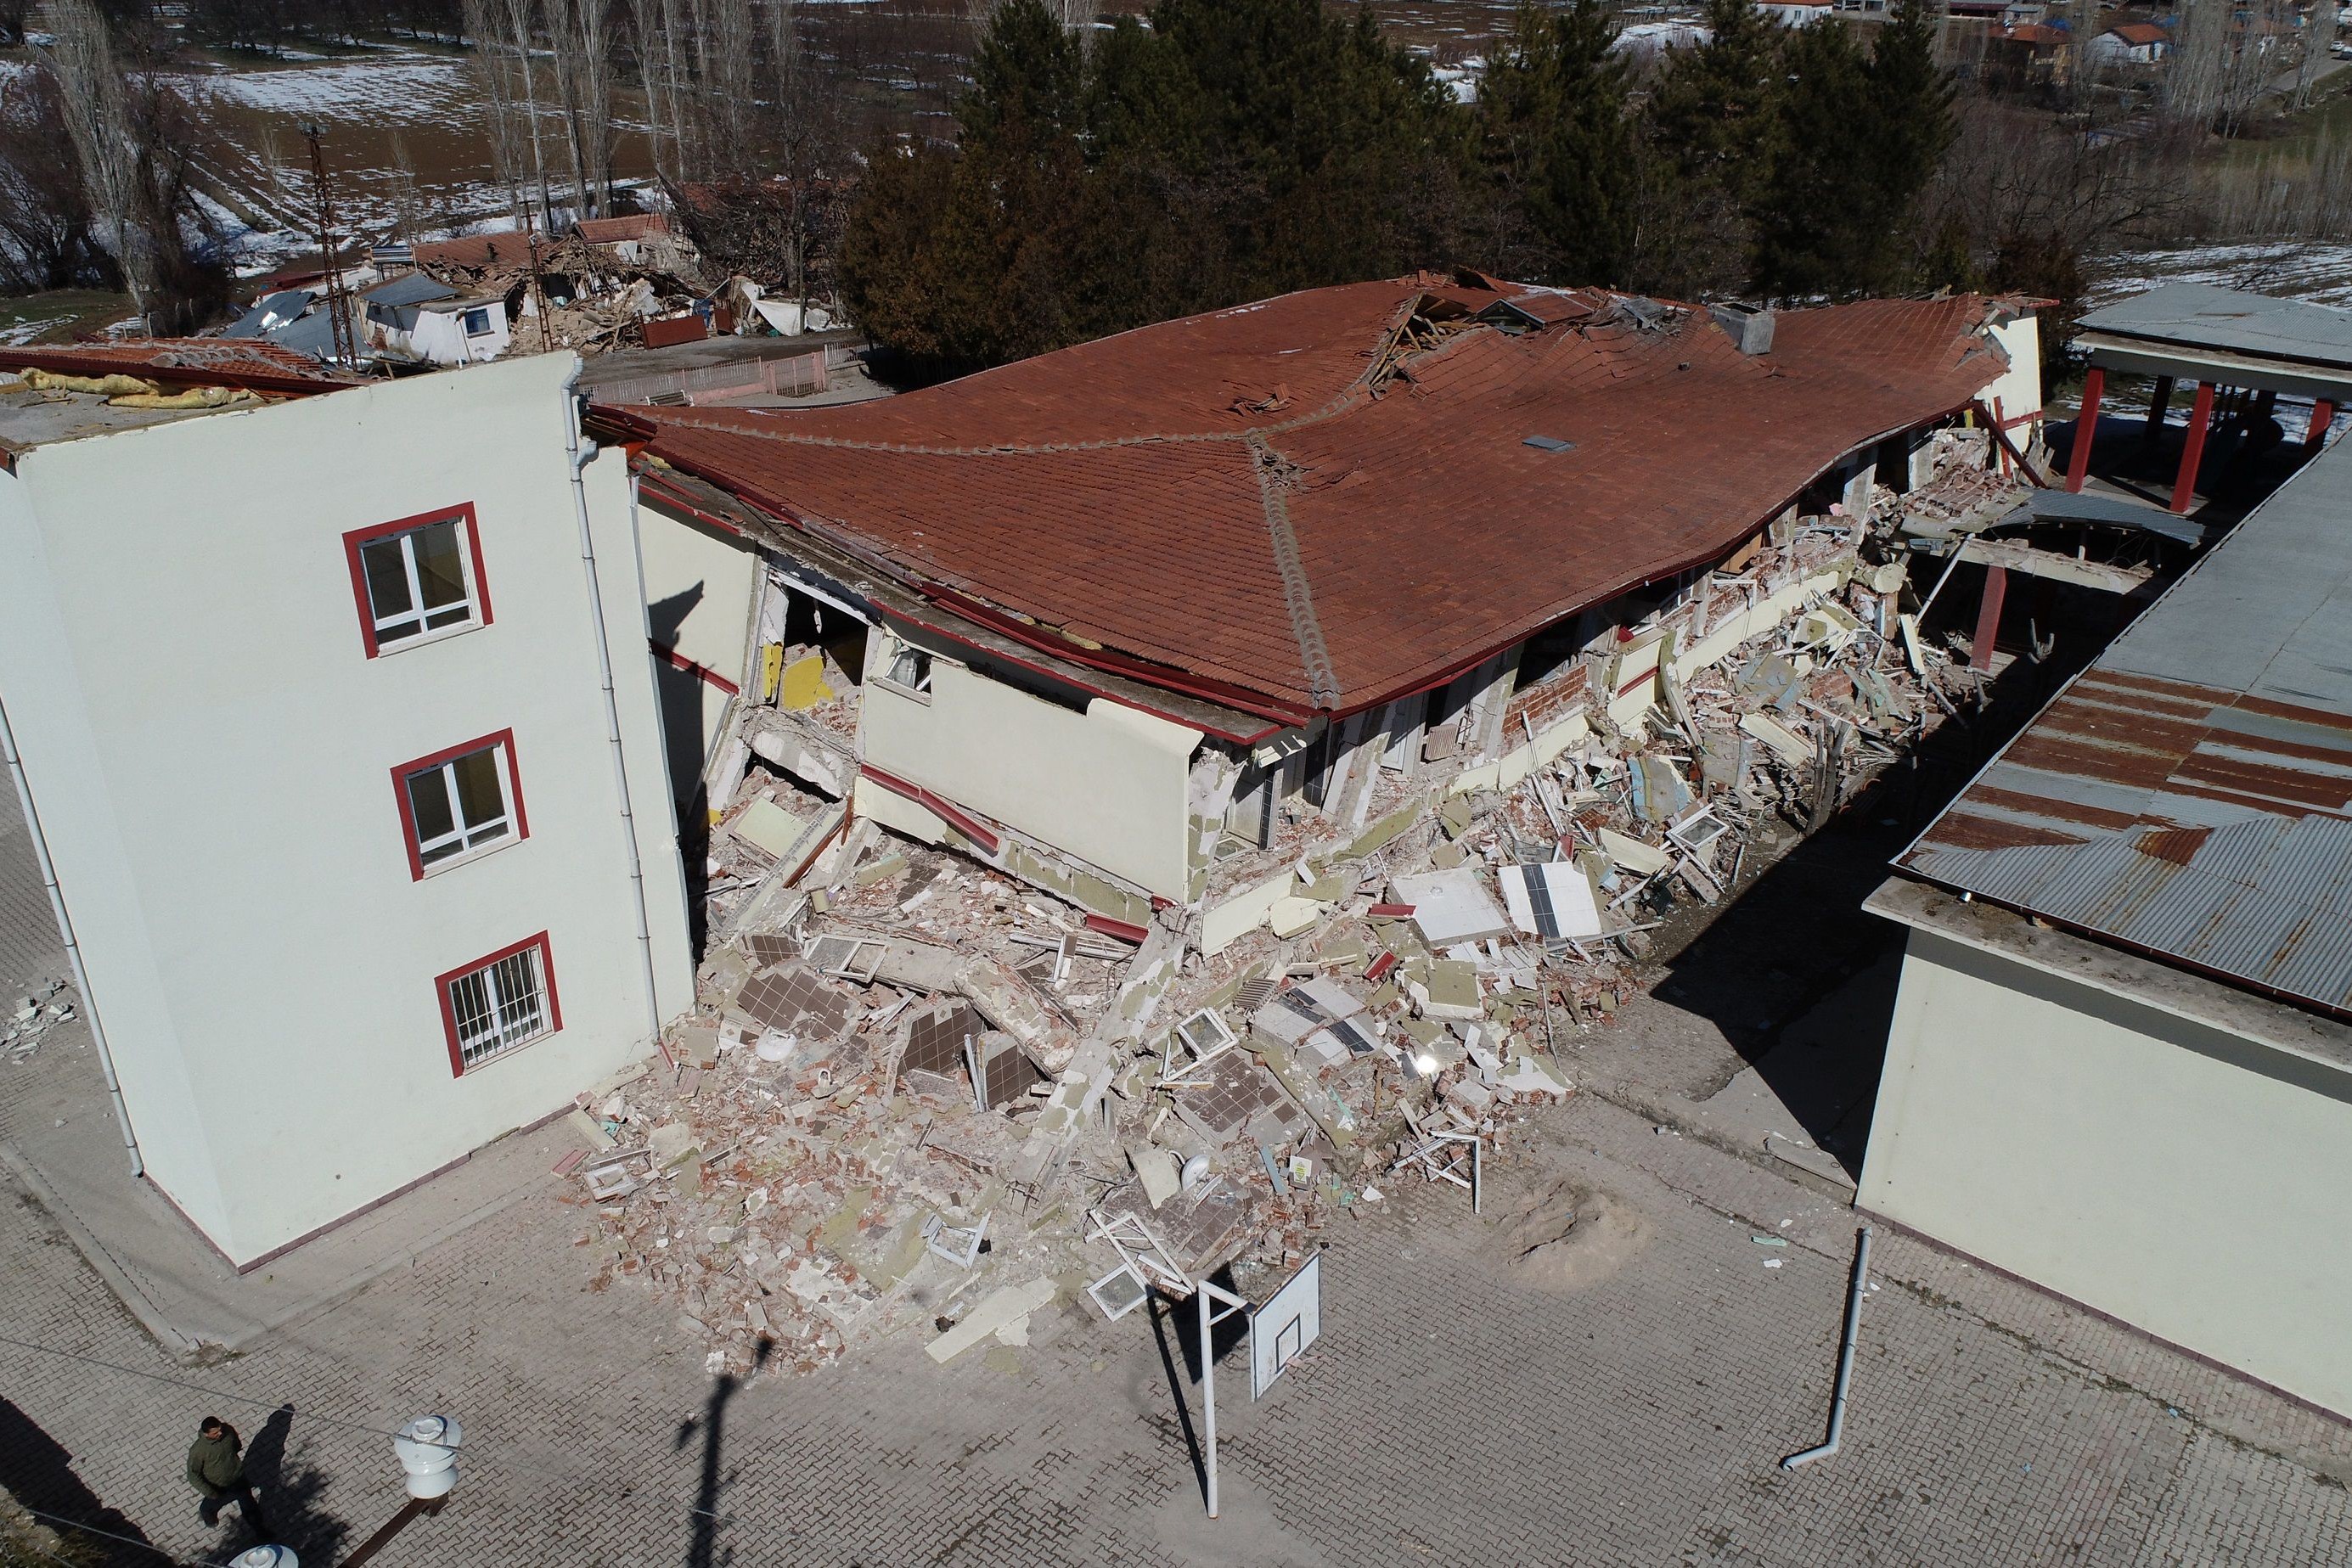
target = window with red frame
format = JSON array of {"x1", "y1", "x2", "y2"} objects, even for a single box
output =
[
  {"x1": 438, "y1": 934, "x2": 560, "y2": 1074},
  {"x1": 392, "y1": 731, "x2": 526, "y2": 879},
  {"x1": 344, "y1": 506, "x2": 489, "y2": 656}
]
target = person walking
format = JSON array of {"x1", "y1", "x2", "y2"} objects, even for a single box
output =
[{"x1": 185, "y1": 1415, "x2": 271, "y2": 1537}]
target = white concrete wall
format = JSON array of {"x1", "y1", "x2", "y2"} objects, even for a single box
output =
[
  {"x1": 637, "y1": 504, "x2": 760, "y2": 796},
  {"x1": 1984, "y1": 313, "x2": 2044, "y2": 430},
  {"x1": 0, "y1": 354, "x2": 694, "y2": 1264},
  {"x1": 1860, "y1": 928, "x2": 2352, "y2": 1416},
  {"x1": 859, "y1": 634, "x2": 1201, "y2": 901}
]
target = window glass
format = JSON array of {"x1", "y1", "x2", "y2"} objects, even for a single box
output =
[
  {"x1": 362, "y1": 537, "x2": 415, "y2": 621},
  {"x1": 408, "y1": 768, "x2": 457, "y2": 849},
  {"x1": 413, "y1": 520, "x2": 470, "y2": 614},
  {"x1": 405, "y1": 740, "x2": 514, "y2": 871}
]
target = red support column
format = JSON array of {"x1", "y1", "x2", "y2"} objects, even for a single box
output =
[
  {"x1": 2066, "y1": 367, "x2": 2104, "y2": 492},
  {"x1": 1971, "y1": 564, "x2": 2008, "y2": 673},
  {"x1": 2171, "y1": 382, "x2": 2216, "y2": 514},
  {"x1": 2310, "y1": 400, "x2": 2338, "y2": 455}
]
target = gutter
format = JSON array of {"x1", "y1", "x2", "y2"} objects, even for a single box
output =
[
  {"x1": 0, "y1": 694, "x2": 141, "y2": 1177},
  {"x1": 560, "y1": 366, "x2": 673, "y2": 1071}
]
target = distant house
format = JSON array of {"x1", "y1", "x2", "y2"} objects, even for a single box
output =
[
  {"x1": 1756, "y1": 0, "x2": 1833, "y2": 24},
  {"x1": 2087, "y1": 20, "x2": 2170, "y2": 64},
  {"x1": 362, "y1": 274, "x2": 511, "y2": 366}
]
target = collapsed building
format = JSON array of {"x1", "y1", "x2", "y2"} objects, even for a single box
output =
[{"x1": 558, "y1": 273, "x2": 2075, "y2": 1370}]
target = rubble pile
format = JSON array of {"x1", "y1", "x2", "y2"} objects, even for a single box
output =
[
  {"x1": 3, "y1": 977, "x2": 76, "y2": 1063},
  {"x1": 573, "y1": 438, "x2": 2023, "y2": 1377}
]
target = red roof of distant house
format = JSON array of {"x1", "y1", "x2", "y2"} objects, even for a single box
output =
[
  {"x1": 0, "y1": 337, "x2": 356, "y2": 396},
  {"x1": 2107, "y1": 21, "x2": 2169, "y2": 43},
  {"x1": 412, "y1": 232, "x2": 550, "y2": 272},
  {"x1": 574, "y1": 212, "x2": 672, "y2": 244},
  {"x1": 602, "y1": 277, "x2": 2006, "y2": 719},
  {"x1": 2003, "y1": 23, "x2": 2065, "y2": 45}
]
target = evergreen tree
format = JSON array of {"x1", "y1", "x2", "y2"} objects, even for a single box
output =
[
  {"x1": 1863, "y1": 0, "x2": 1958, "y2": 287},
  {"x1": 1749, "y1": 15, "x2": 1875, "y2": 300},
  {"x1": 1471, "y1": 0, "x2": 1635, "y2": 286},
  {"x1": 1646, "y1": 0, "x2": 1784, "y2": 200}
]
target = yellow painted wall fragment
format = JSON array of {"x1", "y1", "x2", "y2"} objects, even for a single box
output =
[{"x1": 780, "y1": 653, "x2": 832, "y2": 710}]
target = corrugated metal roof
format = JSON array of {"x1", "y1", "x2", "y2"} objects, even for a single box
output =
[
  {"x1": 1898, "y1": 430, "x2": 2352, "y2": 1015},
  {"x1": 2074, "y1": 282, "x2": 2352, "y2": 374}
]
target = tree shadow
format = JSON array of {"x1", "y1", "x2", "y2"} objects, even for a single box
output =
[
  {"x1": 0, "y1": 1395, "x2": 155, "y2": 1565},
  {"x1": 676, "y1": 1337, "x2": 772, "y2": 1568},
  {"x1": 234, "y1": 1404, "x2": 350, "y2": 1564}
]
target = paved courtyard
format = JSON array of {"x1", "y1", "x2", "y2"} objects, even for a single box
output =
[{"x1": 7, "y1": 769, "x2": 2352, "y2": 1565}]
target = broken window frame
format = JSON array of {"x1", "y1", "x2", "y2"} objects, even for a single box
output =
[
  {"x1": 1159, "y1": 1009, "x2": 1239, "y2": 1087},
  {"x1": 875, "y1": 635, "x2": 934, "y2": 703},
  {"x1": 394, "y1": 730, "x2": 525, "y2": 880},
  {"x1": 343, "y1": 505, "x2": 490, "y2": 657},
  {"x1": 437, "y1": 931, "x2": 560, "y2": 1075},
  {"x1": 802, "y1": 934, "x2": 886, "y2": 984}
]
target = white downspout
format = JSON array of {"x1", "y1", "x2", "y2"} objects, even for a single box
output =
[
  {"x1": 559, "y1": 371, "x2": 670, "y2": 1068},
  {"x1": 0, "y1": 694, "x2": 142, "y2": 1176}
]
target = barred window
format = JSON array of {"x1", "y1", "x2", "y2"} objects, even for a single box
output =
[{"x1": 439, "y1": 936, "x2": 558, "y2": 1073}]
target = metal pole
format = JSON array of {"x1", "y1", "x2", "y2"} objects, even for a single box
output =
[
  {"x1": 1782, "y1": 1226, "x2": 1873, "y2": 1470},
  {"x1": 1471, "y1": 1136, "x2": 1483, "y2": 1217},
  {"x1": 1200, "y1": 1281, "x2": 1218, "y2": 1519}
]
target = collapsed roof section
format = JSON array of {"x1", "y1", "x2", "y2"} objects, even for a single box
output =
[
  {"x1": 599, "y1": 275, "x2": 2011, "y2": 723},
  {"x1": 0, "y1": 337, "x2": 360, "y2": 397}
]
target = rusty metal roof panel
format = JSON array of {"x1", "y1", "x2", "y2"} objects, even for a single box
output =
[{"x1": 1898, "y1": 432, "x2": 2352, "y2": 1017}]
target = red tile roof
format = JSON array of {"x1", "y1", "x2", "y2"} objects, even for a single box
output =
[
  {"x1": 0, "y1": 337, "x2": 357, "y2": 396},
  {"x1": 607, "y1": 278, "x2": 2006, "y2": 719},
  {"x1": 411, "y1": 232, "x2": 551, "y2": 272},
  {"x1": 2107, "y1": 21, "x2": 2169, "y2": 43},
  {"x1": 574, "y1": 212, "x2": 672, "y2": 244}
]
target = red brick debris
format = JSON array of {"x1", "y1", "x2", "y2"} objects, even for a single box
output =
[{"x1": 600, "y1": 273, "x2": 2009, "y2": 718}]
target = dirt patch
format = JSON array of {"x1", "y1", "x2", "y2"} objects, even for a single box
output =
[{"x1": 1496, "y1": 1178, "x2": 1651, "y2": 1295}]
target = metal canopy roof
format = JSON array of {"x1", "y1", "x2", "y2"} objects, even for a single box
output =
[
  {"x1": 2074, "y1": 283, "x2": 2352, "y2": 398},
  {"x1": 1898, "y1": 431, "x2": 2352, "y2": 1016}
]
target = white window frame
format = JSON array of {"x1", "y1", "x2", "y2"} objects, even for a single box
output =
[
  {"x1": 359, "y1": 514, "x2": 482, "y2": 652},
  {"x1": 874, "y1": 635, "x2": 935, "y2": 704},
  {"x1": 404, "y1": 740, "x2": 519, "y2": 874},
  {"x1": 445, "y1": 940, "x2": 554, "y2": 1072}
]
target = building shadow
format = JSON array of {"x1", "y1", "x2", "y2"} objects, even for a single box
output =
[
  {"x1": 1649, "y1": 643, "x2": 2093, "y2": 1176},
  {"x1": 676, "y1": 1337, "x2": 771, "y2": 1568},
  {"x1": 0, "y1": 1395, "x2": 155, "y2": 1566}
]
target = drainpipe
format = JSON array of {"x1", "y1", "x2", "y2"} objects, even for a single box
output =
[
  {"x1": 1782, "y1": 1226, "x2": 1873, "y2": 1470},
  {"x1": 0, "y1": 694, "x2": 142, "y2": 1176},
  {"x1": 560, "y1": 370, "x2": 671, "y2": 1070}
]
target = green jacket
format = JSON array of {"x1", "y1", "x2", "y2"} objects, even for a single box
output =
[{"x1": 186, "y1": 1430, "x2": 243, "y2": 1497}]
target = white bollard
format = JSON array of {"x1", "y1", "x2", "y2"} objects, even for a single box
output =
[
  {"x1": 231, "y1": 1548, "x2": 298, "y2": 1568},
  {"x1": 393, "y1": 1414, "x2": 464, "y2": 1500}
]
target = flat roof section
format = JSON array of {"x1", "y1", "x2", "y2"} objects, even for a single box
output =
[
  {"x1": 1897, "y1": 430, "x2": 2352, "y2": 1019},
  {"x1": 2073, "y1": 282, "x2": 2352, "y2": 401}
]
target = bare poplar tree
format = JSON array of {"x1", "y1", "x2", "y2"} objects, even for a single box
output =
[
  {"x1": 34, "y1": 0, "x2": 155, "y2": 329},
  {"x1": 464, "y1": 0, "x2": 531, "y2": 226},
  {"x1": 500, "y1": 0, "x2": 558, "y2": 230},
  {"x1": 661, "y1": 0, "x2": 696, "y2": 181},
  {"x1": 543, "y1": 0, "x2": 593, "y2": 221},
  {"x1": 2297, "y1": 0, "x2": 2341, "y2": 108},
  {"x1": 573, "y1": 0, "x2": 617, "y2": 215},
  {"x1": 627, "y1": 0, "x2": 673, "y2": 183},
  {"x1": 709, "y1": 0, "x2": 756, "y2": 177},
  {"x1": 2167, "y1": 0, "x2": 2228, "y2": 127}
]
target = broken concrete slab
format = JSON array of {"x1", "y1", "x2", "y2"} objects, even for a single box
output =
[
  {"x1": 1391, "y1": 868, "x2": 1514, "y2": 947},
  {"x1": 926, "y1": 1277, "x2": 1058, "y2": 1363}
]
